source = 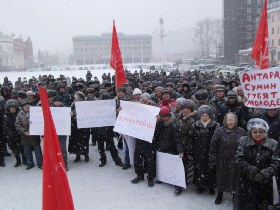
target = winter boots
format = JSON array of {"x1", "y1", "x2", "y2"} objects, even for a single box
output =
[
  {"x1": 215, "y1": 192, "x2": 223, "y2": 205},
  {"x1": 131, "y1": 176, "x2": 144, "y2": 184},
  {"x1": 99, "y1": 159, "x2": 106, "y2": 167},
  {"x1": 174, "y1": 187, "x2": 183, "y2": 196},
  {"x1": 84, "y1": 154, "x2": 90, "y2": 162},
  {"x1": 14, "y1": 155, "x2": 21, "y2": 167},
  {"x1": 74, "y1": 155, "x2": 81, "y2": 162}
]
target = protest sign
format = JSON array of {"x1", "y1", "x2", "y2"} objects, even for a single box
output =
[
  {"x1": 113, "y1": 101, "x2": 159, "y2": 143},
  {"x1": 156, "y1": 152, "x2": 186, "y2": 189},
  {"x1": 30, "y1": 107, "x2": 71, "y2": 135},
  {"x1": 75, "y1": 100, "x2": 116, "y2": 128},
  {"x1": 240, "y1": 68, "x2": 280, "y2": 109}
]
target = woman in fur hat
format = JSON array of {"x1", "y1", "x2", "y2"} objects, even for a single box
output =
[
  {"x1": 234, "y1": 118, "x2": 280, "y2": 210},
  {"x1": 187, "y1": 105, "x2": 220, "y2": 195}
]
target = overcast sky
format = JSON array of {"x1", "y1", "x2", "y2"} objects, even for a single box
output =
[{"x1": 0, "y1": 0, "x2": 222, "y2": 55}]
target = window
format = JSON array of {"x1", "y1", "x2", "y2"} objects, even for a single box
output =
[
  {"x1": 272, "y1": 28, "x2": 275, "y2": 34},
  {"x1": 272, "y1": 15, "x2": 274, "y2": 22},
  {"x1": 272, "y1": 39, "x2": 274, "y2": 46},
  {"x1": 278, "y1": 39, "x2": 280, "y2": 45},
  {"x1": 278, "y1": 27, "x2": 280, "y2": 34},
  {"x1": 278, "y1": 52, "x2": 280, "y2": 61}
]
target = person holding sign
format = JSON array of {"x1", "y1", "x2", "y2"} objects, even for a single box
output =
[
  {"x1": 131, "y1": 98, "x2": 157, "y2": 187},
  {"x1": 153, "y1": 106, "x2": 181, "y2": 189},
  {"x1": 15, "y1": 99, "x2": 42, "y2": 170},
  {"x1": 68, "y1": 91, "x2": 90, "y2": 162}
]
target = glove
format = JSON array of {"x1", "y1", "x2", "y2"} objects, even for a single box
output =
[
  {"x1": 254, "y1": 172, "x2": 264, "y2": 182},
  {"x1": 249, "y1": 166, "x2": 259, "y2": 181},
  {"x1": 260, "y1": 169, "x2": 270, "y2": 183}
]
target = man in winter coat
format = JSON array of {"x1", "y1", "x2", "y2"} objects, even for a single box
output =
[{"x1": 15, "y1": 99, "x2": 42, "y2": 170}]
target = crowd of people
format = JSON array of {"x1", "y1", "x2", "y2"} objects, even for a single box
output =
[{"x1": 0, "y1": 68, "x2": 279, "y2": 209}]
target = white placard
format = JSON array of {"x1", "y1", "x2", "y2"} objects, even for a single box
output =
[
  {"x1": 156, "y1": 152, "x2": 186, "y2": 189},
  {"x1": 75, "y1": 100, "x2": 116, "y2": 128},
  {"x1": 30, "y1": 107, "x2": 71, "y2": 135},
  {"x1": 113, "y1": 101, "x2": 160, "y2": 143},
  {"x1": 240, "y1": 68, "x2": 280, "y2": 108},
  {"x1": 123, "y1": 135, "x2": 136, "y2": 165}
]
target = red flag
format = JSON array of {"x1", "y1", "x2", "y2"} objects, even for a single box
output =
[
  {"x1": 251, "y1": 0, "x2": 269, "y2": 69},
  {"x1": 110, "y1": 20, "x2": 127, "y2": 88},
  {"x1": 39, "y1": 87, "x2": 75, "y2": 210}
]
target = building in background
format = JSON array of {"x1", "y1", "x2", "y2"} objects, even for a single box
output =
[
  {"x1": 268, "y1": 0, "x2": 280, "y2": 65},
  {"x1": 73, "y1": 33, "x2": 152, "y2": 65},
  {"x1": 223, "y1": 0, "x2": 263, "y2": 64},
  {"x1": 0, "y1": 31, "x2": 33, "y2": 71}
]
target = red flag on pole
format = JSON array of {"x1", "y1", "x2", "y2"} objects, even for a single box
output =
[
  {"x1": 110, "y1": 20, "x2": 127, "y2": 88},
  {"x1": 251, "y1": 0, "x2": 269, "y2": 69},
  {"x1": 39, "y1": 87, "x2": 75, "y2": 210}
]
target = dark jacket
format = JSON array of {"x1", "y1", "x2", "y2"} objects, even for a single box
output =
[
  {"x1": 153, "y1": 113, "x2": 180, "y2": 154},
  {"x1": 209, "y1": 126, "x2": 247, "y2": 192},
  {"x1": 234, "y1": 136, "x2": 280, "y2": 210},
  {"x1": 260, "y1": 111, "x2": 280, "y2": 141},
  {"x1": 187, "y1": 120, "x2": 220, "y2": 188}
]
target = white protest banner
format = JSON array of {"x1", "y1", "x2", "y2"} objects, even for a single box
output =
[
  {"x1": 30, "y1": 107, "x2": 71, "y2": 135},
  {"x1": 75, "y1": 99, "x2": 116, "y2": 128},
  {"x1": 240, "y1": 68, "x2": 280, "y2": 108},
  {"x1": 113, "y1": 101, "x2": 160, "y2": 143},
  {"x1": 156, "y1": 152, "x2": 186, "y2": 189}
]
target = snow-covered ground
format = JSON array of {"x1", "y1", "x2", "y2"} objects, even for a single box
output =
[{"x1": 0, "y1": 139, "x2": 233, "y2": 210}]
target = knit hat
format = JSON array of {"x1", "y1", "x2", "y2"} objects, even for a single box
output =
[
  {"x1": 247, "y1": 118, "x2": 269, "y2": 133},
  {"x1": 159, "y1": 106, "x2": 171, "y2": 117},
  {"x1": 155, "y1": 86, "x2": 163, "y2": 92},
  {"x1": 161, "y1": 88, "x2": 170, "y2": 96},
  {"x1": 198, "y1": 105, "x2": 213, "y2": 117},
  {"x1": 181, "y1": 99, "x2": 195, "y2": 111},
  {"x1": 227, "y1": 90, "x2": 238, "y2": 98},
  {"x1": 133, "y1": 88, "x2": 142, "y2": 96},
  {"x1": 140, "y1": 92, "x2": 151, "y2": 100}
]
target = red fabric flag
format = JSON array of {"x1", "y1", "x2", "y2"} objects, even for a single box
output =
[
  {"x1": 110, "y1": 20, "x2": 127, "y2": 88},
  {"x1": 39, "y1": 87, "x2": 75, "y2": 210},
  {"x1": 251, "y1": 0, "x2": 269, "y2": 69}
]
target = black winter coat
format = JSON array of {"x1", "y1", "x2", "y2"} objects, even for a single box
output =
[
  {"x1": 234, "y1": 136, "x2": 280, "y2": 210},
  {"x1": 187, "y1": 120, "x2": 219, "y2": 188},
  {"x1": 209, "y1": 126, "x2": 247, "y2": 192},
  {"x1": 3, "y1": 111, "x2": 22, "y2": 151},
  {"x1": 153, "y1": 113, "x2": 180, "y2": 154}
]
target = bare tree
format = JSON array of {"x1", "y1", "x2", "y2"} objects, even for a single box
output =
[{"x1": 194, "y1": 18, "x2": 223, "y2": 58}]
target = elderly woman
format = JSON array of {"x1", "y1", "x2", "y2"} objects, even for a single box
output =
[
  {"x1": 209, "y1": 113, "x2": 247, "y2": 204},
  {"x1": 187, "y1": 105, "x2": 220, "y2": 195},
  {"x1": 234, "y1": 118, "x2": 280, "y2": 210},
  {"x1": 68, "y1": 91, "x2": 90, "y2": 162}
]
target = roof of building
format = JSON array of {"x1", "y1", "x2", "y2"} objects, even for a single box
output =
[{"x1": 73, "y1": 33, "x2": 152, "y2": 41}]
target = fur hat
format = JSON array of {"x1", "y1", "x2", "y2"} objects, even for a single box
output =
[
  {"x1": 175, "y1": 97, "x2": 187, "y2": 106},
  {"x1": 140, "y1": 93, "x2": 151, "y2": 100},
  {"x1": 181, "y1": 99, "x2": 195, "y2": 111},
  {"x1": 247, "y1": 118, "x2": 269, "y2": 133},
  {"x1": 133, "y1": 88, "x2": 142, "y2": 96},
  {"x1": 198, "y1": 105, "x2": 213, "y2": 117},
  {"x1": 227, "y1": 90, "x2": 238, "y2": 98},
  {"x1": 75, "y1": 91, "x2": 85, "y2": 101},
  {"x1": 21, "y1": 99, "x2": 30, "y2": 107},
  {"x1": 195, "y1": 90, "x2": 208, "y2": 101}
]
